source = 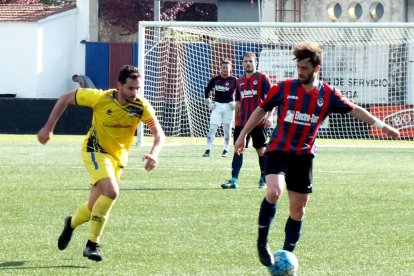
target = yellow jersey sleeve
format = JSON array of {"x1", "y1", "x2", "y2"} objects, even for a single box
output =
[
  {"x1": 138, "y1": 95, "x2": 156, "y2": 124},
  {"x1": 76, "y1": 88, "x2": 107, "y2": 107}
]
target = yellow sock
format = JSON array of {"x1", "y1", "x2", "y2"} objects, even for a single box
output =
[
  {"x1": 71, "y1": 201, "x2": 91, "y2": 229},
  {"x1": 89, "y1": 195, "x2": 114, "y2": 243}
]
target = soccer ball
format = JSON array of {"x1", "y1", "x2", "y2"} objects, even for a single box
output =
[{"x1": 268, "y1": 250, "x2": 298, "y2": 276}]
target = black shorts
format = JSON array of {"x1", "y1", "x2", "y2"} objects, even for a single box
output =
[
  {"x1": 234, "y1": 125, "x2": 267, "y2": 149},
  {"x1": 265, "y1": 150, "x2": 314, "y2": 194}
]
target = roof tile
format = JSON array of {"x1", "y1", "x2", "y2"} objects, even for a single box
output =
[{"x1": 0, "y1": 3, "x2": 76, "y2": 22}]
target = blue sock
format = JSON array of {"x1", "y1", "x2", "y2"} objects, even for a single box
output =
[
  {"x1": 231, "y1": 153, "x2": 243, "y2": 179},
  {"x1": 283, "y1": 217, "x2": 303, "y2": 252},
  {"x1": 257, "y1": 198, "x2": 277, "y2": 245}
]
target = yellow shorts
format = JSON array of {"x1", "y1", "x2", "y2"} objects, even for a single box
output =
[{"x1": 82, "y1": 151, "x2": 123, "y2": 185}]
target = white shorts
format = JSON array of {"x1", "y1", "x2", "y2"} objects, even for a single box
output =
[{"x1": 210, "y1": 102, "x2": 234, "y2": 125}]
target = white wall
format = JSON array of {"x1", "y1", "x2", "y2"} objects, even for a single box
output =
[
  {"x1": 76, "y1": 0, "x2": 92, "y2": 73},
  {"x1": 0, "y1": 22, "x2": 38, "y2": 98},
  {"x1": 0, "y1": 0, "x2": 90, "y2": 98},
  {"x1": 37, "y1": 10, "x2": 78, "y2": 98}
]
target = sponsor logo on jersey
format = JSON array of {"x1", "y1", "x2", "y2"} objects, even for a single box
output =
[
  {"x1": 285, "y1": 110, "x2": 319, "y2": 126},
  {"x1": 240, "y1": 89, "x2": 258, "y2": 98},
  {"x1": 128, "y1": 105, "x2": 143, "y2": 117},
  {"x1": 104, "y1": 122, "x2": 131, "y2": 128},
  {"x1": 215, "y1": 84, "x2": 230, "y2": 92},
  {"x1": 287, "y1": 95, "x2": 298, "y2": 100}
]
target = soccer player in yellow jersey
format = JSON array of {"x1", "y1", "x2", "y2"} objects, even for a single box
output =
[{"x1": 37, "y1": 65, "x2": 165, "y2": 262}]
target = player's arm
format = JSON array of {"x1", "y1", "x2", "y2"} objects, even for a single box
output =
[
  {"x1": 142, "y1": 117, "x2": 165, "y2": 172},
  {"x1": 37, "y1": 90, "x2": 77, "y2": 144},
  {"x1": 261, "y1": 79, "x2": 274, "y2": 127},
  {"x1": 204, "y1": 77, "x2": 216, "y2": 108},
  {"x1": 349, "y1": 105, "x2": 399, "y2": 139},
  {"x1": 262, "y1": 108, "x2": 275, "y2": 128},
  {"x1": 234, "y1": 101, "x2": 241, "y2": 119},
  {"x1": 234, "y1": 106, "x2": 266, "y2": 155},
  {"x1": 234, "y1": 82, "x2": 241, "y2": 120},
  {"x1": 204, "y1": 77, "x2": 215, "y2": 99}
]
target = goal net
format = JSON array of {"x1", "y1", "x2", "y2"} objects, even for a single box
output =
[{"x1": 138, "y1": 22, "x2": 414, "y2": 141}]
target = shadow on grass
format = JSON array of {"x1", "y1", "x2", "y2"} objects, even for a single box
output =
[
  {"x1": 120, "y1": 187, "x2": 224, "y2": 191},
  {"x1": 47, "y1": 187, "x2": 232, "y2": 191},
  {"x1": 0, "y1": 261, "x2": 88, "y2": 270}
]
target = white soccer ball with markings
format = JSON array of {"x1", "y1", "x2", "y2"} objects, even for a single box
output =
[{"x1": 268, "y1": 250, "x2": 298, "y2": 276}]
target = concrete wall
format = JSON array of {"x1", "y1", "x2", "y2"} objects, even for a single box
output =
[
  {"x1": 218, "y1": 0, "x2": 259, "y2": 22},
  {"x1": 261, "y1": 0, "x2": 276, "y2": 22},
  {"x1": 302, "y1": 0, "x2": 408, "y2": 22},
  {"x1": 217, "y1": 0, "x2": 275, "y2": 22},
  {"x1": 216, "y1": 0, "x2": 411, "y2": 23},
  {"x1": 408, "y1": 0, "x2": 414, "y2": 22},
  {"x1": 89, "y1": 0, "x2": 99, "y2": 41}
]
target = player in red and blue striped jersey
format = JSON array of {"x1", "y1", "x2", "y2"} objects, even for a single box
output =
[
  {"x1": 221, "y1": 52, "x2": 274, "y2": 189},
  {"x1": 234, "y1": 42, "x2": 400, "y2": 267}
]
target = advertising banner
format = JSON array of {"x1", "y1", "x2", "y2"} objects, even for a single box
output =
[{"x1": 370, "y1": 105, "x2": 414, "y2": 138}]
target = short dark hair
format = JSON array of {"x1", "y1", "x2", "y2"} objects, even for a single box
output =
[
  {"x1": 118, "y1": 65, "x2": 140, "y2": 84},
  {"x1": 293, "y1": 42, "x2": 323, "y2": 67}
]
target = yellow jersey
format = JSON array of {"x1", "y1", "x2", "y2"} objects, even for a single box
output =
[{"x1": 76, "y1": 88, "x2": 155, "y2": 166}]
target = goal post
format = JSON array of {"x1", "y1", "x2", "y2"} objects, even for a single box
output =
[{"x1": 138, "y1": 21, "x2": 414, "y2": 142}]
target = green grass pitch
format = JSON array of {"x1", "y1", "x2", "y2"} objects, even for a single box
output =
[{"x1": 0, "y1": 135, "x2": 413, "y2": 275}]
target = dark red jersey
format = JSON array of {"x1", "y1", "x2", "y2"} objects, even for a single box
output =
[
  {"x1": 260, "y1": 79, "x2": 356, "y2": 155},
  {"x1": 235, "y1": 72, "x2": 271, "y2": 127},
  {"x1": 204, "y1": 75, "x2": 237, "y2": 103}
]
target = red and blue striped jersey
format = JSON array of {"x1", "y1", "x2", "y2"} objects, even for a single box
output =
[
  {"x1": 235, "y1": 72, "x2": 271, "y2": 127},
  {"x1": 260, "y1": 79, "x2": 356, "y2": 155}
]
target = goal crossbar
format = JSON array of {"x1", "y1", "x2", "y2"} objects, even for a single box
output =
[{"x1": 138, "y1": 21, "x2": 414, "y2": 143}]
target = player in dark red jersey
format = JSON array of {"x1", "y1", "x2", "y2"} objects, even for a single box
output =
[
  {"x1": 221, "y1": 52, "x2": 274, "y2": 189},
  {"x1": 203, "y1": 58, "x2": 237, "y2": 158},
  {"x1": 234, "y1": 42, "x2": 400, "y2": 267}
]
